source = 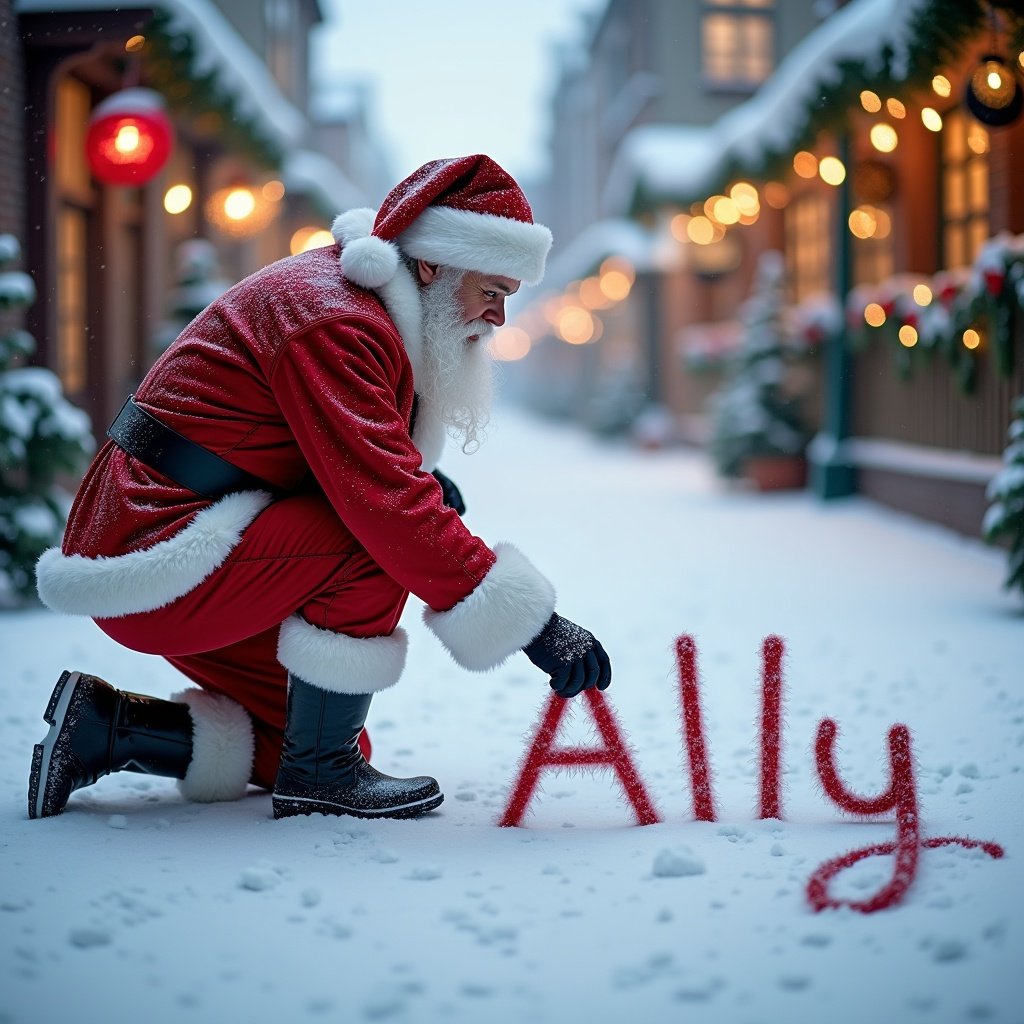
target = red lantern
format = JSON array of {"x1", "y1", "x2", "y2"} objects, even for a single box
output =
[{"x1": 85, "y1": 88, "x2": 173, "y2": 186}]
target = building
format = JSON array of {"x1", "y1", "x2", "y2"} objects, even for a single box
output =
[
  {"x1": 2, "y1": 0, "x2": 388, "y2": 435},
  {"x1": 513, "y1": 0, "x2": 1024, "y2": 538}
]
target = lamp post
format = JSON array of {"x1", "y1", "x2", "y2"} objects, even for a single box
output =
[{"x1": 810, "y1": 130, "x2": 857, "y2": 500}]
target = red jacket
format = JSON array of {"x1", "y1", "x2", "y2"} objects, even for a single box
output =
[{"x1": 37, "y1": 244, "x2": 555, "y2": 673}]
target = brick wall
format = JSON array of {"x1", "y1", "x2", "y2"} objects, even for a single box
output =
[{"x1": 0, "y1": 0, "x2": 25, "y2": 241}]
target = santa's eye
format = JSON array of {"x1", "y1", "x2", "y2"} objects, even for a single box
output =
[{"x1": 483, "y1": 290, "x2": 497, "y2": 299}]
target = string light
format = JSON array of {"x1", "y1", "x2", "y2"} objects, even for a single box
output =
[
  {"x1": 793, "y1": 151, "x2": 818, "y2": 178},
  {"x1": 870, "y1": 123, "x2": 899, "y2": 153},
  {"x1": 819, "y1": 156, "x2": 847, "y2": 186},
  {"x1": 962, "y1": 329, "x2": 981, "y2": 350},
  {"x1": 899, "y1": 325, "x2": 918, "y2": 347},
  {"x1": 932, "y1": 74, "x2": 952, "y2": 98},
  {"x1": 913, "y1": 284, "x2": 933, "y2": 306},
  {"x1": 860, "y1": 90, "x2": 882, "y2": 113},
  {"x1": 490, "y1": 326, "x2": 532, "y2": 361},
  {"x1": 163, "y1": 184, "x2": 192, "y2": 215},
  {"x1": 687, "y1": 216, "x2": 716, "y2": 245},
  {"x1": 886, "y1": 98, "x2": 907, "y2": 119},
  {"x1": 289, "y1": 226, "x2": 334, "y2": 255},
  {"x1": 864, "y1": 303, "x2": 886, "y2": 327},
  {"x1": 921, "y1": 107, "x2": 943, "y2": 132}
]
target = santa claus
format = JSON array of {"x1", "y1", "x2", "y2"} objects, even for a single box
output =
[{"x1": 30, "y1": 154, "x2": 611, "y2": 822}]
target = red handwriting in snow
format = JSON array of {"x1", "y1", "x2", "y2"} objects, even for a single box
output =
[
  {"x1": 809, "y1": 718, "x2": 1004, "y2": 913},
  {"x1": 499, "y1": 635, "x2": 1005, "y2": 914}
]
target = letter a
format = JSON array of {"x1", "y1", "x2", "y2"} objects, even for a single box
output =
[{"x1": 499, "y1": 689, "x2": 660, "y2": 827}]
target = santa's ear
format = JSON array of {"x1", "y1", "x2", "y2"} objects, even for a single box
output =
[{"x1": 416, "y1": 259, "x2": 440, "y2": 285}]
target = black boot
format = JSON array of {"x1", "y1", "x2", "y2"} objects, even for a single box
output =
[
  {"x1": 272, "y1": 675, "x2": 443, "y2": 820},
  {"x1": 29, "y1": 670, "x2": 194, "y2": 819}
]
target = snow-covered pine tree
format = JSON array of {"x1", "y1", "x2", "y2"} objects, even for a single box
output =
[
  {"x1": 983, "y1": 395, "x2": 1024, "y2": 599},
  {"x1": 151, "y1": 238, "x2": 231, "y2": 355},
  {"x1": 0, "y1": 234, "x2": 94, "y2": 604},
  {"x1": 708, "y1": 250, "x2": 810, "y2": 478}
]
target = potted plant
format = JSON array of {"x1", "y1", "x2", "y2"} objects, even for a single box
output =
[{"x1": 707, "y1": 251, "x2": 811, "y2": 490}]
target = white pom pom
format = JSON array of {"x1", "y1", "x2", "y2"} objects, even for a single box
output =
[
  {"x1": 331, "y1": 208, "x2": 376, "y2": 246},
  {"x1": 340, "y1": 235, "x2": 399, "y2": 289}
]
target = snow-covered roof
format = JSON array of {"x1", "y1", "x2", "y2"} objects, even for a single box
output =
[
  {"x1": 282, "y1": 149, "x2": 366, "y2": 216},
  {"x1": 544, "y1": 218, "x2": 656, "y2": 292},
  {"x1": 15, "y1": 0, "x2": 306, "y2": 150},
  {"x1": 603, "y1": 0, "x2": 930, "y2": 214}
]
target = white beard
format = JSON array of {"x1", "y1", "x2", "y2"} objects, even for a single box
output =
[{"x1": 418, "y1": 266, "x2": 496, "y2": 454}]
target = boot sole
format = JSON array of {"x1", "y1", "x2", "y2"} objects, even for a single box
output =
[
  {"x1": 272, "y1": 791, "x2": 444, "y2": 821},
  {"x1": 28, "y1": 670, "x2": 81, "y2": 820}
]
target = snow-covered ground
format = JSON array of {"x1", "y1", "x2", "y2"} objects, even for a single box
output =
[{"x1": 1, "y1": 407, "x2": 1021, "y2": 1024}]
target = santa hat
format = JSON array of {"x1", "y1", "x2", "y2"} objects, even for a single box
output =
[{"x1": 331, "y1": 155, "x2": 552, "y2": 289}]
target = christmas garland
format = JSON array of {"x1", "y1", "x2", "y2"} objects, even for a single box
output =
[
  {"x1": 142, "y1": 10, "x2": 283, "y2": 169},
  {"x1": 846, "y1": 232, "x2": 1023, "y2": 393},
  {"x1": 646, "y1": 0, "x2": 1024, "y2": 212}
]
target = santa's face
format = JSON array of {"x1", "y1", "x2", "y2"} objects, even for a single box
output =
[{"x1": 456, "y1": 270, "x2": 521, "y2": 340}]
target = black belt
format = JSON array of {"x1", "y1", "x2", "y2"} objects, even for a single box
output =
[{"x1": 107, "y1": 395, "x2": 273, "y2": 499}]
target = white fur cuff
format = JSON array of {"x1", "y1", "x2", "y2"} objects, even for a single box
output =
[
  {"x1": 173, "y1": 688, "x2": 254, "y2": 803},
  {"x1": 423, "y1": 543, "x2": 556, "y2": 672},
  {"x1": 277, "y1": 616, "x2": 408, "y2": 694}
]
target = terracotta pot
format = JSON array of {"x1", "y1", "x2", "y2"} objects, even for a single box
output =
[{"x1": 743, "y1": 454, "x2": 808, "y2": 491}]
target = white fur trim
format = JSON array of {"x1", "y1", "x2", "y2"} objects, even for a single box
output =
[
  {"x1": 277, "y1": 616, "x2": 408, "y2": 694},
  {"x1": 331, "y1": 207, "x2": 375, "y2": 245},
  {"x1": 424, "y1": 543, "x2": 556, "y2": 671},
  {"x1": 340, "y1": 235, "x2": 399, "y2": 289},
  {"x1": 173, "y1": 688, "x2": 254, "y2": 803},
  {"x1": 35, "y1": 490, "x2": 273, "y2": 618},
  {"x1": 398, "y1": 206, "x2": 552, "y2": 285}
]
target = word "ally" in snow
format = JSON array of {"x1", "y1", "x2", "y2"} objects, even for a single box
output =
[{"x1": 499, "y1": 636, "x2": 1005, "y2": 914}]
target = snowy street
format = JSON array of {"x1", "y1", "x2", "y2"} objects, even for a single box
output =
[{"x1": 1, "y1": 407, "x2": 1021, "y2": 1024}]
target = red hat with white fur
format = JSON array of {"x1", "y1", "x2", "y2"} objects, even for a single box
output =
[{"x1": 331, "y1": 155, "x2": 552, "y2": 289}]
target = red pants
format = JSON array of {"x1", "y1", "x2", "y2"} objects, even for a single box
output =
[{"x1": 97, "y1": 494, "x2": 408, "y2": 787}]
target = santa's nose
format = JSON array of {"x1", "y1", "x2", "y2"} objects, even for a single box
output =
[{"x1": 483, "y1": 304, "x2": 505, "y2": 327}]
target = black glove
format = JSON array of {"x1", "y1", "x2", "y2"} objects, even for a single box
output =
[
  {"x1": 522, "y1": 613, "x2": 612, "y2": 699},
  {"x1": 431, "y1": 468, "x2": 466, "y2": 516}
]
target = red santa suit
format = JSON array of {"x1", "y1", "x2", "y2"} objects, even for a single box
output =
[{"x1": 36, "y1": 171, "x2": 556, "y2": 797}]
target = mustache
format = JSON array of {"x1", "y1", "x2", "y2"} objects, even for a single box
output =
[{"x1": 465, "y1": 319, "x2": 495, "y2": 342}]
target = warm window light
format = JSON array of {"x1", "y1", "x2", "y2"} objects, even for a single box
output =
[
  {"x1": 963, "y1": 328, "x2": 981, "y2": 350},
  {"x1": 729, "y1": 181, "x2": 760, "y2": 215},
  {"x1": 886, "y1": 98, "x2": 907, "y2": 119},
  {"x1": 763, "y1": 182, "x2": 789, "y2": 209},
  {"x1": 579, "y1": 276, "x2": 613, "y2": 309},
  {"x1": 490, "y1": 326, "x2": 532, "y2": 361},
  {"x1": 860, "y1": 90, "x2": 882, "y2": 113},
  {"x1": 899, "y1": 325, "x2": 918, "y2": 347},
  {"x1": 967, "y1": 124, "x2": 990, "y2": 154},
  {"x1": 921, "y1": 107, "x2": 943, "y2": 132},
  {"x1": 223, "y1": 187, "x2": 256, "y2": 220},
  {"x1": 849, "y1": 207, "x2": 878, "y2": 239},
  {"x1": 819, "y1": 156, "x2": 846, "y2": 186},
  {"x1": 125, "y1": 34, "x2": 146, "y2": 53},
  {"x1": 598, "y1": 270, "x2": 631, "y2": 301},
  {"x1": 686, "y1": 215, "x2": 716, "y2": 245},
  {"x1": 599, "y1": 256, "x2": 635, "y2": 284},
  {"x1": 289, "y1": 226, "x2": 334, "y2": 255},
  {"x1": 932, "y1": 74, "x2": 952, "y2": 98},
  {"x1": 870, "y1": 123, "x2": 899, "y2": 153},
  {"x1": 670, "y1": 213, "x2": 691, "y2": 241},
  {"x1": 710, "y1": 196, "x2": 740, "y2": 224},
  {"x1": 262, "y1": 180, "x2": 285, "y2": 202},
  {"x1": 793, "y1": 151, "x2": 818, "y2": 178},
  {"x1": 163, "y1": 184, "x2": 193, "y2": 215},
  {"x1": 864, "y1": 303, "x2": 886, "y2": 327},
  {"x1": 557, "y1": 305, "x2": 595, "y2": 345},
  {"x1": 913, "y1": 284, "x2": 933, "y2": 306}
]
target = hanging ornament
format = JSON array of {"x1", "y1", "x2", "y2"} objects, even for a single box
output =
[
  {"x1": 965, "y1": 54, "x2": 1023, "y2": 127},
  {"x1": 85, "y1": 88, "x2": 173, "y2": 186}
]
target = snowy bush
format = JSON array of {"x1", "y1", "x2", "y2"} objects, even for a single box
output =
[
  {"x1": 0, "y1": 234, "x2": 94, "y2": 604},
  {"x1": 983, "y1": 395, "x2": 1024, "y2": 599},
  {"x1": 151, "y1": 238, "x2": 231, "y2": 355},
  {"x1": 707, "y1": 251, "x2": 811, "y2": 478}
]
